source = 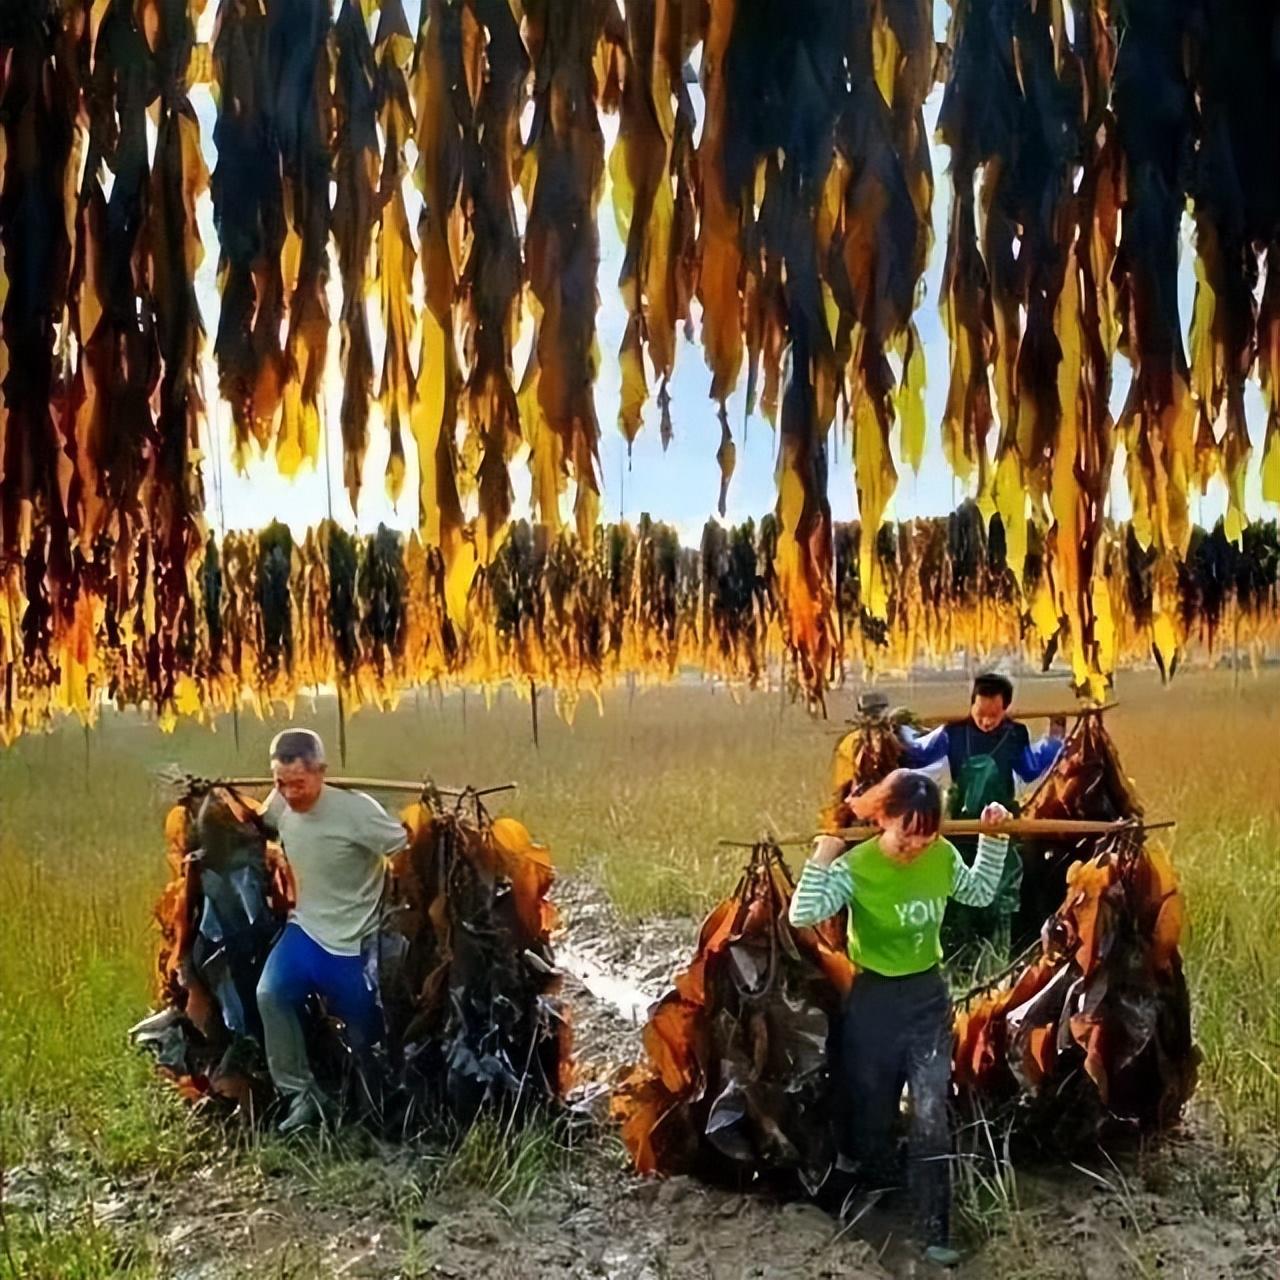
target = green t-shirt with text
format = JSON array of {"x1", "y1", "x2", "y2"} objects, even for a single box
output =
[{"x1": 844, "y1": 835, "x2": 959, "y2": 976}]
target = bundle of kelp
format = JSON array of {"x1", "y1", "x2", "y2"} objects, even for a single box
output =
[
  {"x1": 135, "y1": 780, "x2": 569, "y2": 1127},
  {"x1": 953, "y1": 827, "x2": 1195, "y2": 1145},
  {"x1": 1012, "y1": 714, "x2": 1146, "y2": 946},
  {"x1": 953, "y1": 718, "x2": 1196, "y2": 1143},
  {"x1": 612, "y1": 842, "x2": 853, "y2": 1193}
]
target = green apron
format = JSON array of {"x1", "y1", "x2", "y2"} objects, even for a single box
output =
[{"x1": 940, "y1": 736, "x2": 1022, "y2": 973}]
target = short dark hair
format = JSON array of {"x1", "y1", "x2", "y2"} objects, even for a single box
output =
[
  {"x1": 971, "y1": 672, "x2": 1014, "y2": 707},
  {"x1": 877, "y1": 769, "x2": 942, "y2": 839},
  {"x1": 269, "y1": 728, "x2": 326, "y2": 768}
]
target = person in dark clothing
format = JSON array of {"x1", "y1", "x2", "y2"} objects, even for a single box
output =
[{"x1": 896, "y1": 673, "x2": 1066, "y2": 970}]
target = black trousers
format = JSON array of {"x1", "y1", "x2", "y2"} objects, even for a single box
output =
[{"x1": 833, "y1": 967, "x2": 952, "y2": 1246}]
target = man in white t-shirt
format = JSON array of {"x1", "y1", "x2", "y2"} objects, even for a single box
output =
[{"x1": 255, "y1": 728, "x2": 408, "y2": 1133}]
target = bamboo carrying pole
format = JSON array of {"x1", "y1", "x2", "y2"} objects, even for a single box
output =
[
  {"x1": 717, "y1": 816, "x2": 1175, "y2": 848},
  {"x1": 912, "y1": 701, "x2": 1118, "y2": 728},
  {"x1": 215, "y1": 776, "x2": 519, "y2": 799}
]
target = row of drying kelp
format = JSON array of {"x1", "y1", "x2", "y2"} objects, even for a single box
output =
[
  {"x1": 5, "y1": 0, "x2": 1280, "y2": 707},
  {"x1": 5, "y1": 508, "x2": 1280, "y2": 742}
]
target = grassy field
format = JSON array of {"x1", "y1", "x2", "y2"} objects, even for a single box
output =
[{"x1": 1, "y1": 670, "x2": 1278, "y2": 1273}]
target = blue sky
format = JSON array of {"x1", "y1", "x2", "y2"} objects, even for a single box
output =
[{"x1": 186, "y1": 6, "x2": 1271, "y2": 546}]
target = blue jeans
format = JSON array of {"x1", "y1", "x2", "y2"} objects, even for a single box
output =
[{"x1": 255, "y1": 923, "x2": 382, "y2": 1098}]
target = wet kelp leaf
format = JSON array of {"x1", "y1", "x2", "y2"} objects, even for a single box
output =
[
  {"x1": 953, "y1": 826, "x2": 1196, "y2": 1141},
  {"x1": 374, "y1": 0, "x2": 417, "y2": 505},
  {"x1": 146, "y1": 0, "x2": 211, "y2": 729},
  {"x1": 613, "y1": 842, "x2": 853, "y2": 1190},
  {"x1": 0, "y1": 1, "x2": 77, "y2": 586},
  {"x1": 1185, "y1": 1, "x2": 1279, "y2": 547},
  {"x1": 140, "y1": 785, "x2": 570, "y2": 1123}
]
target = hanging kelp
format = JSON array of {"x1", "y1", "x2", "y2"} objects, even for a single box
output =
[
  {"x1": 71, "y1": 0, "x2": 157, "y2": 556},
  {"x1": 521, "y1": 0, "x2": 619, "y2": 541},
  {"x1": 720, "y1": 2, "x2": 847, "y2": 698},
  {"x1": 695, "y1": 0, "x2": 744, "y2": 433},
  {"x1": 1186, "y1": 1, "x2": 1280, "y2": 546},
  {"x1": 456, "y1": 0, "x2": 529, "y2": 561},
  {"x1": 146, "y1": 0, "x2": 210, "y2": 726},
  {"x1": 1109, "y1": 0, "x2": 1196, "y2": 559},
  {"x1": 410, "y1": 0, "x2": 470, "y2": 613},
  {"x1": 0, "y1": 2, "x2": 77, "y2": 571},
  {"x1": 332, "y1": 0, "x2": 379, "y2": 508},
  {"x1": 269, "y1": 0, "x2": 331, "y2": 478},
  {"x1": 373, "y1": 0, "x2": 417, "y2": 504},
  {"x1": 827, "y1": 0, "x2": 934, "y2": 621},
  {"x1": 212, "y1": 0, "x2": 286, "y2": 462},
  {"x1": 610, "y1": 0, "x2": 700, "y2": 448}
]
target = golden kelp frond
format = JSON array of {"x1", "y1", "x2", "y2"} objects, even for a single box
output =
[
  {"x1": 146, "y1": 0, "x2": 210, "y2": 729},
  {"x1": 828, "y1": 0, "x2": 933, "y2": 620},
  {"x1": 1110, "y1": 0, "x2": 1195, "y2": 559},
  {"x1": 522, "y1": 0, "x2": 615, "y2": 542},
  {"x1": 0, "y1": 1, "x2": 77, "y2": 570},
  {"x1": 695, "y1": 0, "x2": 744, "y2": 415},
  {"x1": 212, "y1": 0, "x2": 285, "y2": 463},
  {"x1": 374, "y1": 0, "x2": 417, "y2": 505},
  {"x1": 333, "y1": 0, "x2": 379, "y2": 509},
  {"x1": 410, "y1": 0, "x2": 469, "y2": 606},
  {"x1": 271, "y1": 0, "x2": 331, "y2": 478},
  {"x1": 456, "y1": 0, "x2": 528, "y2": 560},
  {"x1": 611, "y1": 0, "x2": 701, "y2": 448}
]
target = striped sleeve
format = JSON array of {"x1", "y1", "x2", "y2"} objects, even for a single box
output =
[
  {"x1": 949, "y1": 834, "x2": 1011, "y2": 908},
  {"x1": 788, "y1": 857, "x2": 854, "y2": 927}
]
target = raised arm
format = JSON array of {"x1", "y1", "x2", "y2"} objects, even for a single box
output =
[
  {"x1": 949, "y1": 832, "x2": 1011, "y2": 908},
  {"x1": 898, "y1": 724, "x2": 950, "y2": 770},
  {"x1": 788, "y1": 837, "x2": 854, "y2": 927},
  {"x1": 1015, "y1": 729, "x2": 1065, "y2": 782}
]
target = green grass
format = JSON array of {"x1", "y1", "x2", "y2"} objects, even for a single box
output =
[{"x1": 1, "y1": 669, "x2": 1278, "y2": 1257}]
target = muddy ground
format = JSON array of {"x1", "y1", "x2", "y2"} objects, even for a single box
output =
[{"x1": 9, "y1": 875, "x2": 1277, "y2": 1279}]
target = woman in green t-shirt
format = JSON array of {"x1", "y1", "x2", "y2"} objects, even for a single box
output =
[{"x1": 789, "y1": 769, "x2": 1011, "y2": 1266}]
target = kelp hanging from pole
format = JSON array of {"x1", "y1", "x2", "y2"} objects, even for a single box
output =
[
  {"x1": 7, "y1": 0, "x2": 1280, "y2": 728},
  {"x1": 5, "y1": 511, "x2": 1280, "y2": 743}
]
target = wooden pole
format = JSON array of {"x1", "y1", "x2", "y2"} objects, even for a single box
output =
[
  {"x1": 826, "y1": 702, "x2": 1118, "y2": 733},
  {"x1": 530, "y1": 679, "x2": 540, "y2": 749},
  {"x1": 718, "y1": 816, "x2": 1174, "y2": 848},
  {"x1": 215, "y1": 776, "x2": 519, "y2": 798}
]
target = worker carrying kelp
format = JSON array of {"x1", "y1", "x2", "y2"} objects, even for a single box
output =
[
  {"x1": 257, "y1": 728, "x2": 409, "y2": 1134},
  {"x1": 896, "y1": 672, "x2": 1065, "y2": 970},
  {"x1": 789, "y1": 770, "x2": 1012, "y2": 1266}
]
